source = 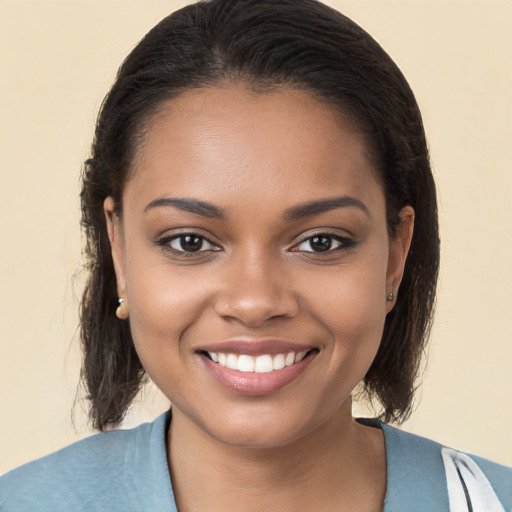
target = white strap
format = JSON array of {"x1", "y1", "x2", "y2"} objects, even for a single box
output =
[{"x1": 442, "y1": 447, "x2": 505, "y2": 512}]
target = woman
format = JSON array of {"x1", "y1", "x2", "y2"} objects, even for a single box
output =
[{"x1": 1, "y1": 0, "x2": 510, "y2": 510}]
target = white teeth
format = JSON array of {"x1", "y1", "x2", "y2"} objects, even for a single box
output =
[
  {"x1": 285, "y1": 352, "x2": 295, "y2": 366},
  {"x1": 237, "y1": 354, "x2": 255, "y2": 372},
  {"x1": 295, "y1": 351, "x2": 307, "y2": 363},
  {"x1": 226, "y1": 353, "x2": 238, "y2": 370},
  {"x1": 206, "y1": 350, "x2": 310, "y2": 372},
  {"x1": 273, "y1": 354, "x2": 285, "y2": 370},
  {"x1": 254, "y1": 355, "x2": 274, "y2": 373}
]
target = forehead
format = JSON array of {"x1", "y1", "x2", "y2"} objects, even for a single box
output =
[{"x1": 127, "y1": 86, "x2": 383, "y2": 212}]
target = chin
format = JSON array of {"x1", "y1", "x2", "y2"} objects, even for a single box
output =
[{"x1": 185, "y1": 395, "x2": 348, "y2": 451}]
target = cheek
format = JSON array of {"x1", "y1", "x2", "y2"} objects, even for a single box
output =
[
  {"x1": 126, "y1": 269, "x2": 216, "y2": 403},
  {"x1": 308, "y1": 250, "x2": 388, "y2": 326},
  {"x1": 123, "y1": 248, "x2": 214, "y2": 376},
  {"x1": 130, "y1": 271, "x2": 206, "y2": 337},
  {"x1": 303, "y1": 251, "x2": 389, "y2": 372}
]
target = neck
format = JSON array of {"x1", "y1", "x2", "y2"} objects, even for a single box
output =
[{"x1": 167, "y1": 400, "x2": 386, "y2": 512}]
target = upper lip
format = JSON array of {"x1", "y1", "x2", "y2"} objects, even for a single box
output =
[{"x1": 196, "y1": 338, "x2": 316, "y2": 356}]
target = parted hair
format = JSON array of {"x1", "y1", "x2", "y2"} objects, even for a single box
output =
[{"x1": 80, "y1": 0, "x2": 439, "y2": 430}]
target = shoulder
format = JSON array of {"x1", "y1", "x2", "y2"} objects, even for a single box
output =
[
  {"x1": 380, "y1": 422, "x2": 512, "y2": 512},
  {"x1": 0, "y1": 411, "x2": 175, "y2": 512}
]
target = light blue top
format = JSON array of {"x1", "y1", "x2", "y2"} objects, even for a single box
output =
[{"x1": 1, "y1": 411, "x2": 511, "y2": 511}]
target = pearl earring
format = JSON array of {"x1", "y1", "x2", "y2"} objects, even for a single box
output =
[
  {"x1": 116, "y1": 298, "x2": 129, "y2": 320},
  {"x1": 386, "y1": 292, "x2": 395, "y2": 302}
]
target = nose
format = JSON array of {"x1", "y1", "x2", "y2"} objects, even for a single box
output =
[{"x1": 213, "y1": 249, "x2": 299, "y2": 327}]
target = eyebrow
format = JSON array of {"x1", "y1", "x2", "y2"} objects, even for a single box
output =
[
  {"x1": 144, "y1": 195, "x2": 369, "y2": 221},
  {"x1": 144, "y1": 197, "x2": 226, "y2": 219},
  {"x1": 283, "y1": 196, "x2": 369, "y2": 221}
]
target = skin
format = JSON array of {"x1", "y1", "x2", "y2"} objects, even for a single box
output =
[{"x1": 105, "y1": 86, "x2": 414, "y2": 512}]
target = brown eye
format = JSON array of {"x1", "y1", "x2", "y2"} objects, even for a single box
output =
[
  {"x1": 168, "y1": 234, "x2": 216, "y2": 253},
  {"x1": 292, "y1": 233, "x2": 354, "y2": 253},
  {"x1": 309, "y1": 236, "x2": 332, "y2": 252}
]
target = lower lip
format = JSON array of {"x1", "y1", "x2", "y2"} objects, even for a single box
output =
[{"x1": 200, "y1": 352, "x2": 316, "y2": 395}]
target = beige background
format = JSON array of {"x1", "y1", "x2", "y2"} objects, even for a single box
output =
[{"x1": 1, "y1": 0, "x2": 510, "y2": 474}]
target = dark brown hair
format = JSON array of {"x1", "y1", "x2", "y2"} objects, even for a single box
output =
[{"x1": 80, "y1": 0, "x2": 439, "y2": 430}]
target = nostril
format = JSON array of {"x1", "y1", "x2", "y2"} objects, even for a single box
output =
[{"x1": 214, "y1": 291, "x2": 300, "y2": 327}]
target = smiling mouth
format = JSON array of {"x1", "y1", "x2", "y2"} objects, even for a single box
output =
[{"x1": 201, "y1": 350, "x2": 317, "y2": 373}]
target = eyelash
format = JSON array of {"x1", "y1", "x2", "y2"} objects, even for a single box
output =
[
  {"x1": 157, "y1": 231, "x2": 354, "y2": 256},
  {"x1": 291, "y1": 233, "x2": 355, "y2": 253},
  {"x1": 157, "y1": 233, "x2": 220, "y2": 256}
]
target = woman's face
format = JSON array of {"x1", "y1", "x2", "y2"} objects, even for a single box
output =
[{"x1": 106, "y1": 87, "x2": 413, "y2": 448}]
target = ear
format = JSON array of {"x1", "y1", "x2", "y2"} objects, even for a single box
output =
[
  {"x1": 386, "y1": 206, "x2": 414, "y2": 312},
  {"x1": 104, "y1": 197, "x2": 127, "y2": 298}
]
